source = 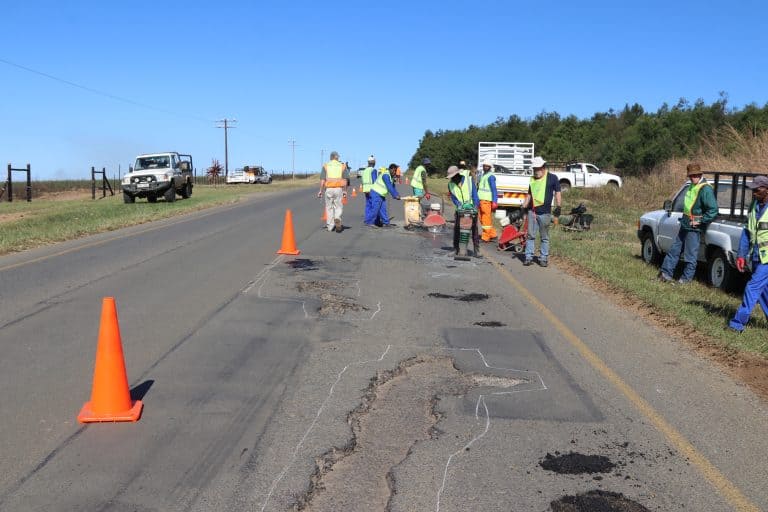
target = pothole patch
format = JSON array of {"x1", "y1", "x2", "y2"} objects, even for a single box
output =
[
  {"x1": 470, "y1": 374, "x2": 526, "y2": 388},
  {"x1": 473, "y1": 321, "x2": 506, "y2": 327},
  {"x1": 540, "y1": 451, "x2": 615, "y2": 474},
  {"x1": 427, "y1": 292, "x2": 489, "y2": 302},
  {"x1": 550, "y1": 490, "x2": 651, "y2": 512},
  {"x1": 296, "y1": 280, "x2": 343, "y2": 293},
  {"x1": 287, "y1": 258, "x2": 318, "y2": 271}
]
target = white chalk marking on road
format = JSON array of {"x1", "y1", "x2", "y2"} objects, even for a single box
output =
[
  {"x1": 436, "y1": 395, "x2": 490, "y2": 512},
  {"x1": 242, "y1": 256, "x2": 283, "y2": 294},
  {"x1": 368, "y1": 301, "x2": 382, "y2": 320},
  {"x1": 259, "y1": 344, "x2": 392, "y2": 512}
]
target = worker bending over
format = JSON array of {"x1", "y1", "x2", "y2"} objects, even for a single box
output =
[{"x1": 366, "y1": 163, "x2": 401, "y2": 227}]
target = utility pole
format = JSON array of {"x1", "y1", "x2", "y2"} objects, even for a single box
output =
[
  {"x1": 288, "y1": 138, "x2": 298, "y2": 180},
  {"x1": 320, "y1": 149, "x2": 327, "y2": 171},
  {"x1": 217, "y1": 118, "x2": 237, "y2": 177}
]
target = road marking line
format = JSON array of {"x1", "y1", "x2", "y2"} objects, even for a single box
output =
[{"x1": 485, "y1": 253, "x2": 760, "y2": 512}]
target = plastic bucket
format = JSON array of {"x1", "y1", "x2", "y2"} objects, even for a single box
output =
[{"x1": 403, "y1": 196, "x2": 422, "y2": 225}]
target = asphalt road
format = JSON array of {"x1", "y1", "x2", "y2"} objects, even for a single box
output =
[{"x1": 1, "y1": 185, "x2": 767, "y2": 511}]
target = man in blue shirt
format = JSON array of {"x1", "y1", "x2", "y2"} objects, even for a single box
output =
[{"x1": 729, "y1": 175, "x2": 768, "y2": 332}]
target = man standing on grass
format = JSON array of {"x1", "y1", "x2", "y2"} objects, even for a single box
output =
[
  {"x1": 658, "y1": 163, "x2": 718, "y2": 283},
  {"x1": 729, "y1": 175, "x2": 768, "y2": 332}
]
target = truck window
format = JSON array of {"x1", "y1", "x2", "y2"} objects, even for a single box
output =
[
  {"x1": 136, "y1": 156, "x2": 170, "y2": 170},
  {"x1": 585, "y1": 164, "x2": 599, "y2": 173}
]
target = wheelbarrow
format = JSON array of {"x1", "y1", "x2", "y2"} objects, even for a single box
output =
[{"x1": 497, "y1": 208, "x2": 528, "y2": 253}]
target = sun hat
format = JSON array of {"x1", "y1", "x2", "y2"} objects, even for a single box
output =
[
  {"x1": 686, "y1": 163, "x2": 702, "y2": 176},
  {"x1": 747, "y1": 175, "x2": 768, "y2": 189},
  {"x1": 531, "y1": 156, "x2": 546, "y2": 169},
  {"x1": 446, "y1": 165, "x2": 461, "y2": 178},
  {"x1": 482, "y1": 159, "x2": 493, "y2": 167}
]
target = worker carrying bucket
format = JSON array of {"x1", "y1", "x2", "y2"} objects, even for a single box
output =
[{"x1": 447, "y1": 165, "x2": 481, "y2": 259}]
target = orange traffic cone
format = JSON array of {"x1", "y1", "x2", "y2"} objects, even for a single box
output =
[
  {"x1": 277, "y1": 209, "x2": 301, "y2": 255},
  {"x1": 342, "y1": 195, "x2": 348, "y2": 205},
  {"x1": 358, "y1": 184, "x2": 362, "y2": 193},
  {"x1": 321, "y1": 208, "x2": 327, "y2": 222},
  {"x1": 351, "y1": 188, "x2": 357, "y2": 198},
  {"x1": 78, "y1": 297, "x2": 143, "y2": 423},
  {"x1": 405, "y1": 176, "x2": 409, "y2": 185}
]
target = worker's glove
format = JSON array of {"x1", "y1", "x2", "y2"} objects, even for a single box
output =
[
  {"x1": 425, "y1": 192, "x2": 431, "y2": 200},
  {"x1": 736, "y1": 257, "x2": 746, "y2": 273},
  {"x1": 491, "y1": 202, "x2": 498, "y2": 211},
  {"x1": 317, "y1": 191, "x2": 322, "y2": 198},
  {"x1": 553, "y1": 206, "x2": 562, "y2": 217}
]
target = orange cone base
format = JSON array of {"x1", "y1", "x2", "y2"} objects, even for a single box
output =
[
  {"x1": 78, "y1": 399, "x2": 143, "y2": 423},
  {"x1": 277, "y1": 248, "x2": 301, "y2": 255}
]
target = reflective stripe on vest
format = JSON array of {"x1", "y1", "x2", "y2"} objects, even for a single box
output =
[
  {"x1": 324, "y1": 160, "x2": 346, "y2": 188},
  {"x1": 448, "y1": 171, "x2": 472, "y2": 205},
  {"x1": 530, "y1": 171, "x2": 548, "y2": 207},
  {"x1": 371, "y1": 169, "x2": 391, "y2": 196},
  {"x1": 478, "y1": 172, "x2": 494, "y2": 201},
  {"x1": 683, "y1": 182, "x2": 712, "y2": 220},
  {"x1": 747, "y1": 201, "x2": 768, "y2": 264},
  {"x1": 361, "y1": 167, "x2": 374, "y2": 192},
  {"x1": 411, "y1": 165, "x2": 425, "y2": 189}
]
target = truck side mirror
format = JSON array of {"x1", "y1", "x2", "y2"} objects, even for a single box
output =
[
  {"x1": 128, "y1": 166, "x2": 133, "y2": 173},
  {"x1": 663, "y1": 199, "x2": 672, "y2": 216}
]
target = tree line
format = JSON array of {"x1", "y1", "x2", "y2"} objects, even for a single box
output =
[{"x1": 409, "y1": 94, "x2": 768, "y2": 176}]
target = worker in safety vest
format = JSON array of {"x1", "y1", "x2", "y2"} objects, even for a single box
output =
[
  {"x1": 411, "y1": 157, "x2": 431, "y2": 199},
  {"x1": 477, "y1": 159, "x2": 498, "y2": 242},
  {"x1": 658, "y1": 163, "x2": 718, "y2": 283},
  {"x1": 360, "y1": 155, "x2": 377, "y2": 224},
  {"x1": 317, "y1": 151, "x2": 349, "y2": 233},
  {"x1": 366, "y1": 163, "x2": 401, "y2": 227},
  {"x1": 729, "y1": 174, "x2": 768, "y2": 332},
  {"x1": 447, "y1": 165, "x2": 480, "y2": 257},
  {"x1": 521, "y1": 157, "x2": 561, "y2": 267}
]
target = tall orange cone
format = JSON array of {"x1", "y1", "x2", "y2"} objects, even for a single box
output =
[
  {"x1": 78, "y1": 297, "x2": 143, "y2": 423},
  {"x1": 351, "y1": 188, "x2": 357, "y2": 198},
  {"x1": 321, "y1": 208, "x2": 327, "y2": 222},
  {"x1": 405, "y1": 176, "x2": 409, "y2": 185},
  {"x1": 277, "y1": 209, "x2": 301, "y2": 255}
]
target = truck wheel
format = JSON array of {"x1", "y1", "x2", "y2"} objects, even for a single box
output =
[
  {"x1": 559, "y1": 180, "x2": 571, "y2": 193},
  {"x1": 707, "y1": 248, "x2": 736, "y2": 291},
  {"x1": 123, "y1": 192, "x2": 135, "y2": 204},
  {"x1": 180, "y1": 181, "x2": 192, "y2": 199},
  {"x1": 607, "y1": 181, "x2": 620, "y2": 189},
  {"x1": 640, "y1": 231, "x2": 661, "y2": 265},
  {"x1": 147, "y1": 194, "x2": 158, "y2": 203},
  {"x1": 164, "y1": 183, "x2": 176, "y2": 202}
]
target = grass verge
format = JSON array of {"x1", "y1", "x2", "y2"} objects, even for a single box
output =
[{"x1": 0, "y1": 179, "x2": 316, "y2": 255}]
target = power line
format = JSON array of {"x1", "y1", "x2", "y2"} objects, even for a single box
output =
[
  {"x1": 0, "y1": 57, "x2": 213, "y2": 123},
  {"x1": 288, "y1": 138, "x2": 299, "y2": 180}
]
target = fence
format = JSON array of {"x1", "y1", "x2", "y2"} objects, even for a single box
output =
[
  {"x1": 6, "y1": 163, "x2": 32, "y2": 202},
  {"x1": 91, "y1": 166, "x2": 115, "y2": 199}
]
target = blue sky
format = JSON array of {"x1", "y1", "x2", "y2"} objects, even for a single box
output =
[{"x1": 1, "y1": 0, "x2": 767, "y2": 180}]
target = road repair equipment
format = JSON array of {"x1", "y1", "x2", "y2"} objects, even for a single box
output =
[
  {"x1": 403, "y1": 196, "x2": 422, "y2": 226},
  {"x1": 455, "y1": 204, "x2": 478, "y2": 260},
  {"x1": 78, "y1": 297, "x2": 143, "y2": 423},
  {"x1": 498, "y1": 208, "x2": 528, "y2": 253},
  {"x1": 559, "y1": 202, "x2": 593, "y2": 232},
  {"x1": 402, "y1": 195, "x2": 447, "y2": 233},
  {"x1": 277, "y1": 209, "x2": 301, "y2": 255},
  {"x1": 423, "y1": 196, "x2": 447, "y2": 233}
]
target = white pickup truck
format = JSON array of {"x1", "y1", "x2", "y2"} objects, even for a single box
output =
[
  {"x1": 226, "y1": 165, "x2": 272, "y2": 184},
  {"x1": 122, "y1": 152, "x2": 193, "y2": 203},
  {"x1": 477, "y1": 142, "x2": 622, "y2": 211},
  {"x1": 637, "y1": 172, "x2": 760, "y2": 290}
]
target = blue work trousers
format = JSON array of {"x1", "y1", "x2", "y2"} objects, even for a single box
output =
[
  {"x1": 525, "y1": 211, "x2": 552, "y2": 263},
  {"x1": 365, "y1": 191, "x2": 389, "y2": 226},
  {"x1": 660, "y1": 229, "x2": 700, "y2": 282},
  {"x1": 729, "y1": 261, "x2": 768, "y2": 331}
]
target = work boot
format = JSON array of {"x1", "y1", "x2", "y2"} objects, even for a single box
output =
[
  {"x1": 334, "y1": 218, "x2": 342, "y2": 233},
  {"x1": 523, "y1": 259, "x2": 533, "y2": 266},
  {"x1": 539, "y1": 260, "x2": 548, "y2": 267}
]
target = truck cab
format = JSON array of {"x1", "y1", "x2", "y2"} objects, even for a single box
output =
[{"x1": 122, "y1": 152, "x2": 193, "y2": 203}]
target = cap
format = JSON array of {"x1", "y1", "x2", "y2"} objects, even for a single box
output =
[
  {"x1": 367, "y1": 155, "x2": 376, "y2": 163},
  {"x1": 422, "y1": 157, "x2": 431, "y2": 165},
  {"x1": 747, "y1": 175, "x2": 768, "y2": 189},
  {"x1": 459, "y1": 160, "x2": 466, "y2": 166},
  {"x1": 531, "y1": 156, "x2": 547, "y2": 169},
  {"x1": 482, "y1": 159, "x2": 493, "y2": 167},
  {"x1": 388, "y1": 163, "x2": 398, "y2": 171},
  {"x1": 446, "y1": 165, "x2": 461, "y2": 178}
]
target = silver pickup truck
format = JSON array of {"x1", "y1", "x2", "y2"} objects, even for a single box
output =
[{"x1": 637, "y1": 172, "x2": 760, "y2": 291}]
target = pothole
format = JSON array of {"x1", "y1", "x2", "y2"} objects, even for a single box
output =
[
  {"x1": 473, "y1": 321, "x2": 506, "y2": 327},
  {"x1": 540, "y1": 452, "x2": 615, "y2": 474},
  {"x1": 317, "y1": 293, "x2": 369, "y2": 315},
  {"x1": 296, "y1": 354, "x2": 526, "y2": 511},
  {"x1": 550, "y1": 490, "x2": 651, "y2": 512},
  {"x1": 427, "y1": 292, "x2": 489, "y2": 302},
  {"x1": 296, "y1": 280, "x2": 343, "y2": 293},
  {"x1": 287, "y1": 258, "x2": 318, "y2": 271}
]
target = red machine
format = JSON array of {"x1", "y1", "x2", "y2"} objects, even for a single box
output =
[{"x1": 497, "y1": 209, "x2": 528, "y2": 253}]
